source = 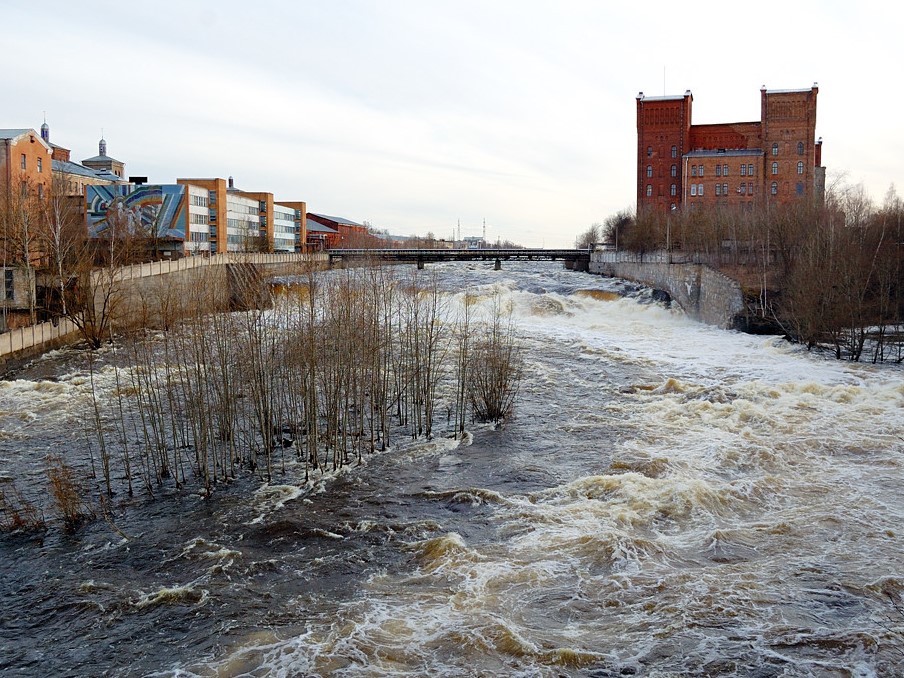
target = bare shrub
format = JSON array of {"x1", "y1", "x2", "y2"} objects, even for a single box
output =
[
  {"x1": 46, "y1": 455, "x2": 95, "y2": 532},
  {"x1": 0, "y1": 479, "x2": 46, "y2": 532}
]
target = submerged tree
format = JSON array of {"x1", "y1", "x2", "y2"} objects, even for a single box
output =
[{"x1": 467, "y1": 293, "x2": 524, "y2": 424}]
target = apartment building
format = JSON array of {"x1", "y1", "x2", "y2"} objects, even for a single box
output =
[{"x1": 636, "y1": 85, "x2": 825, "y2": 212}]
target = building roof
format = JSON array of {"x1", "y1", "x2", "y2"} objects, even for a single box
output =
[
  {"x1": 764, "y1": 87, "x2": 814, "y2": 94},
  {"x1": 307, "y1": 222, "x2": 339, "y2": 234},
  {"x1": 82, "y1": 154, "x2": 123, "y2": 164},
  {"x1": 309, "y1": 213, "x2": 365, "y2": 227},
  {"x1": 52, "y1": 159, "x2": 124, "y2": 181},
  {"x1": 0, "y1": 128, "x2": 33, "y2": 140},
  {"x1": 684, "y1": 149, "x2": 765, "y2": 158}
]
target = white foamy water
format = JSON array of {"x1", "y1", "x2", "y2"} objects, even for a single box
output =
[
  {"x1": 192, "y1": 262, "x2": 903, "y2": 677},
  {"x1": 3, "y1": 262, "x2": 901, "y2": 677}
]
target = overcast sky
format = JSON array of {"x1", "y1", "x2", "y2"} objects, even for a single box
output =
[{"x1": 3, "y1": 0, "x2": 901, "y2": 247}]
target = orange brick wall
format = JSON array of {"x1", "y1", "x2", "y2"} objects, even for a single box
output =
[{"x1": 1, "y1": 131, "x2": 53, "y2": 202}]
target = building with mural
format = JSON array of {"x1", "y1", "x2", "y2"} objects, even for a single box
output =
[{"x1": 86, "y1": 183, "x2": 211, "y2": 257}]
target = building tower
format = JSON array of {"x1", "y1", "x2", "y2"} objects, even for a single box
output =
[{"x1": 635, "y1": 90, "x2": 693, "y2": 212}]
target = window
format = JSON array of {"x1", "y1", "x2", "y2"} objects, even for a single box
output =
[
  {"x1": 748, "y1": 163, "x2": 755, "y2": 176},
  {"x1": 671, "y1": 145, "x2": 677, "y2": 158},
  {"x1": 646, "y1": 184, "x2": 652, "y2": 197},
  {"x1": 4, "y1": 270, "x2": 13, "y2": 300},
  {"x1": 771, "y1": 162, "x2": 779, "y2": 175},
  {"x1": 670, "y1": 164, "x2": 677, "y2": 178},
  {"x1": 723, "y1": 164, "x2": 728, "y2": 176},
  {"x1": 740, "y1": 164, "x2": 747, "y2": 177},
  {"x1": 37, "y1": 158, "x2": 43, "y2": 173},
  {"x1": 698, "y1": 183, "x2": 704, "y2": 196},
  {"x1": 37, "y1": 185, "x2": 44, "y2": 200},
  {"x1": 690, "y1": 184, "x2": 697, "y2": 197},
  {"x1": 691, "y1": 165, "x2": 697, "y2": 177},
  {"x1": 772, "y1": 143, "x2": 779, "y2": 156},
  {"x1": 670, "y1": 184, "x2": 677, "y2": 196},
  {"x1": 647, "y1": 146, "x2": 653, "y2": 157},
  {"x1": 715, "y1": 184, "x2": 721, "y2": 196},
  {"x1": 739, "y1": 183, "x2": 746, "y2": 195},
  {"x1": 770, "y1": 182, "x2": 778, "y2": 195},
  {"x1": 748, "y1": 182, "x2": 754, "y2": 194},
  {"x1": 716, "y1": 165, "x2": 722, "y2": 177},
  {"x1": 698, "y1": 165, "x2": 704, "y2": 177},
  {"x1": 796, "y1": 182, "x2": 804, "y2": 196},
  {"x1": 722, "y1": 183, "x2": 728, "y2": 196},
  {"x1": 646, "y1": 165, "x2": 653, "y2": 178},
  {"x1": 797, "y1": 161, "x2": 804, "y2": 175},
  {"x1": 20, "y1": 181, "x2": 27, "y2": 197},
  {"x1": 797, "y1": 141, "x2": 804, "y2": 155},
  {"x1": 20, "y1": 154, "x2": 26, "y2": 170}
]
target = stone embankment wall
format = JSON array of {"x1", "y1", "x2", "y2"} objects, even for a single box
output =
[
  {"x1": 589, "y1": 251, "x2": 745, "y2": 329},
  {"x1": 0, "y1": 253, "x2": 327, "y2": 367}
]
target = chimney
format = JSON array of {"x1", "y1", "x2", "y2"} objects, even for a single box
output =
[{"x1": 228, "y1": 176, "x2": 234, "y2": 189}]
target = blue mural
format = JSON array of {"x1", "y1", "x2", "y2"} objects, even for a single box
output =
[{"x1": 86, "y1": 184, "x2": 188, "y2": 240}]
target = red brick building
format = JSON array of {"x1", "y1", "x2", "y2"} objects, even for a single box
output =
[{"x1": 636, "y1": 85, "x2": 824, "y2": 213}]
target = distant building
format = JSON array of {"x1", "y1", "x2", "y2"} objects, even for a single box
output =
[
  {"x1": 307, "y1": 213, "x2": 368, "y2": 247},
  {"x1": 0, "y1": 128, "x2": 53, "y2": 203},
  {"x1": 636, "y1": 85, "x2": 824, "y2": 212},
  {"x1": 178, "y1": 177, "x2": 307, "y2": 254},
  {"x1": 81, "y1": 136, "x2": 125, "y2": 179},
  {"x1": 86, "y1": 183, "x2": 208, "y2": 257}
]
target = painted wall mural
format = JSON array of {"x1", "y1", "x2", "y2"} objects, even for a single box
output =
[{"x1": 86, "y1": 184, "x2": 187, "y2": 240}]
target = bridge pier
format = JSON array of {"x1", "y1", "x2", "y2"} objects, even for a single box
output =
[
  {"x1": 417, "y1": 256, "x2": 425, "y2": 270},
  {"x1": 494, "y1": 258, "x2": 501, "y2": 271}
]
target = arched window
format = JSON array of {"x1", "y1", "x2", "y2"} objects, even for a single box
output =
[
  {"x1": 772, "y1": 161, "x2": 779, "y2": 175},
  {"x1": 797, "y1": 141, "x2": 804, "y2": 155},
  {"x1": 671, "y1": 145, "x2": 677, "y2": 158},
  {"x1": 770, "y1": 182, "x2": 778, "y2": 195},
  {"x1": 796, "y1": 182, "x2": 804, "y2": 196},
  {"x1": 797, "y1": 161, "x2": 804, "y2": 175},
  {"x1": 671, "y1": 164, "x2": 677, "y2": 178},
  {"x1": 647, "y1": 165, "x2": 653, "y2": 178},
  {"x1": 670, "y1": 184, "x2": 677, "y2": 196},
  {"x1": 772, "y1": 143, "x2": 779, "y2": 156},
  {"x1": 646, "y1": 184, "x2": 653, "y2": 197},
  {"x1": 647, "y1": 146, "x2": 653, "y2": 157}
]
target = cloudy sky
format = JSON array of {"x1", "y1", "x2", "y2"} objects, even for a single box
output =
[{"x1": 3, "y1": 0, "x2": 902, "y2": 247}]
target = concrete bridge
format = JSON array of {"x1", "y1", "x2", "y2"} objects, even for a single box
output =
[{"x1": 327, "y1": 248, "x2": 591, "y2": 271}]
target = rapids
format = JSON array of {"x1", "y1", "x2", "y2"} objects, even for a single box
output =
[{"x1": 1, "y1": 261, "x2": 902, "y2": 677}]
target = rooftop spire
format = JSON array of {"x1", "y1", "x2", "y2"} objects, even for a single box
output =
[
  {"x1": 99, "y1": 129, "x2": 107, "y2": 157},
  {"x1": 40, "y1": 112, "x2": 50, "y2": 143}
]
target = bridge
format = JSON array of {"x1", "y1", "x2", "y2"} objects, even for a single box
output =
[{"x1": 327, "y1": 248, "x2": 590, "y2": 270}]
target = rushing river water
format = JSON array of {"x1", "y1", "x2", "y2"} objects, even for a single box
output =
[{"x1": 1, "y1": 261, "x2": 903, "y2": 677}]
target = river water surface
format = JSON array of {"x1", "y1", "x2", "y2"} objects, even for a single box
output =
[{"x1": 1, "y1": 261, "x2": 902, "y2": 677}]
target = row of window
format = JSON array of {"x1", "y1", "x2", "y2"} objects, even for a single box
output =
[
  {"x1": 773, "y1": 141, "x2": 806, "y2": 156},
  {"x1": 647, "y1": 145, "x2": 681, "y2": 158},
  {"x1": 645, "y1": 181, "x2": 797, "y2": 198},
  {"x1": 190, "y1": 194, "x2": 209, "y2": 207},
  {"x1": 648, "y1": 159, "x2": 807, "y2": 181},
  {"x1": 649, "y1": 140, "x2": 807, "y2": 162},
  {"x1": 226, "y1": 217, "x2": 257, "y2": 229},
  {"x1": 20, "y1": 154, "x2": 44, "y2": 172},
  {"x1": 190, "y1": 213, "x2": 209, "y2": 225}
]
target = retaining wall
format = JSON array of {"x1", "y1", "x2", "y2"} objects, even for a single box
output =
[
  {"x1": 589, "y1": 251, "x2": 745, "y2": 328},
  {"x1": 0, "y1": 253, "x2": 328, "y2": 365}
]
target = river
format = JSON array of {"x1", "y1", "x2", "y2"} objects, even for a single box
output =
[{"x1": 1, "y1": 261, "x2": 902, "y2": 677}]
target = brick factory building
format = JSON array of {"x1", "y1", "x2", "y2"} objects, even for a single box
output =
[{"x1": 636, "y1": 85, "x2": 825, "y2": 213}]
